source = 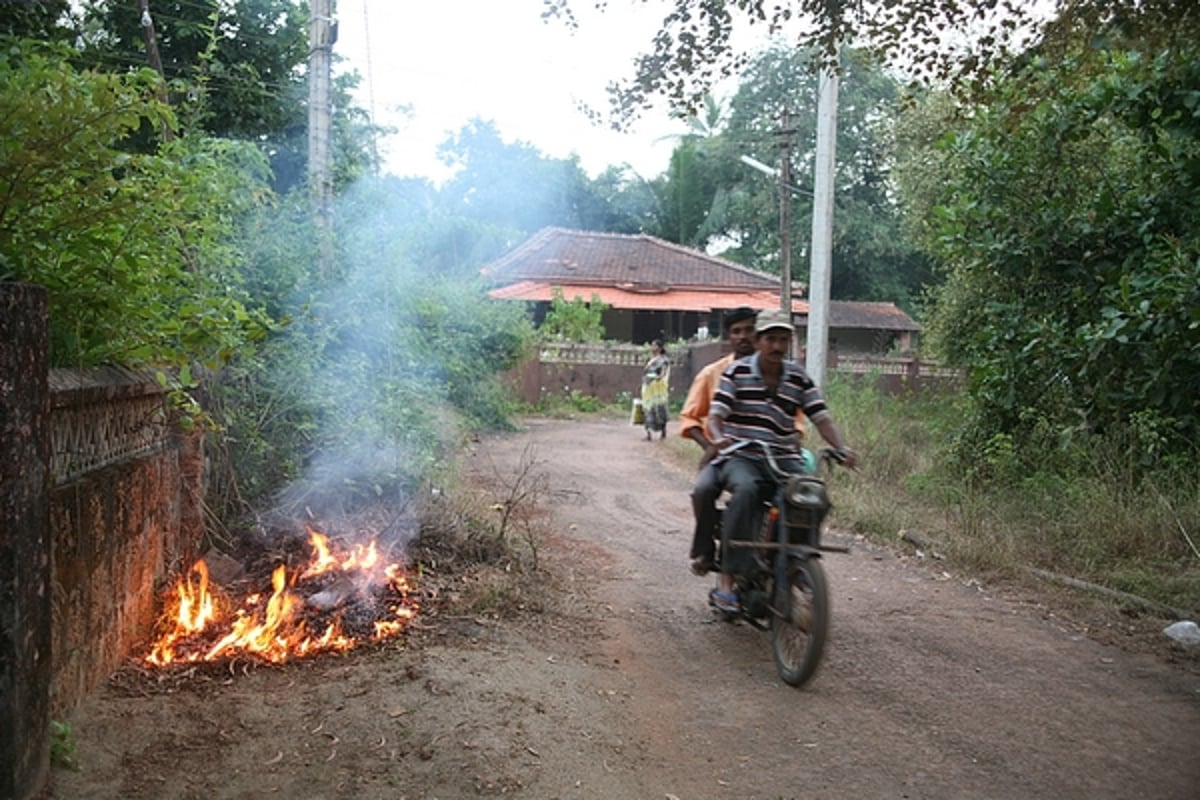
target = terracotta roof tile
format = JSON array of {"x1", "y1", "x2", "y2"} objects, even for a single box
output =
[
  {"x1": 483, "y1": 228, "x2": 920, "y2": 332},
  {"x1": 823, "y1": 301, "x2": 922, "y2": 332},
  {"x1": 480, "y1": 227, "x2": 785, "y2": 291}
]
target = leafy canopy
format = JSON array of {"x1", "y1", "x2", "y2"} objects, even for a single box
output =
[
  {"x1": 681, "y1": 45, "x2": 933, "y2": 307},
  {"x1": 902, "y1": 43, "x2": 1200, "y2": 456},
  {"x1": 0, "y1": 41, "x2": 272, "y2": 370},
  {"x1": 547, "y1": 1, "x2": 1198, "y2": 125},
  {"x1": 75, "y1": 0, "x2": 379, "y2": 192}
]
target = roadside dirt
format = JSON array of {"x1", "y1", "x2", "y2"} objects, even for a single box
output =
[{"x1": 46, "y1": 413, "x2": 1200, "y2": 800}]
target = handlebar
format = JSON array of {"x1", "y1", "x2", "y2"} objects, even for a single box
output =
[
  {"x1": 717, "y1": 440, "x2": 851, "y2": 479},
  {"x1": 821, "y1": 446, "x2": 852, "y2": 467}
]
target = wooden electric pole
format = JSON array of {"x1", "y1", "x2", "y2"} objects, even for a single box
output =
[
  {"x1": 805, "y1": 66, "x2": 838, "y2": 389},
  {"x1": 308, "y1": 0, "x2": 334, "y2": 276}
]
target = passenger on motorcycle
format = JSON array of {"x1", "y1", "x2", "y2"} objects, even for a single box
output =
[
  {"x1": 705, "y1": 308, "x2": 859, "y2": 613},
  {"x1": 679, "y1": 307, "x2": 757, "y2": 575}
]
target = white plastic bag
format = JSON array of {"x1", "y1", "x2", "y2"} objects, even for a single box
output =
[{"x1": 1163, "y1": 620, "x2": 1200, "y2": 646}]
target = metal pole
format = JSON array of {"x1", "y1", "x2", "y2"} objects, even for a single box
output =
[{"x1": 806, "y1": 66, "x2": 838, "y2": 388}]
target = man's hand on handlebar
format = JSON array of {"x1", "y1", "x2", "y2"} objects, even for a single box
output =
[{"x1": 827, "y1": 446, "x2": 860, "y2": 470}]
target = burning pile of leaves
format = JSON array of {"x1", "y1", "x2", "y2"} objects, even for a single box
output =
[{"x1": 144, "y1": 523, "x2": 421, "y2": 668}]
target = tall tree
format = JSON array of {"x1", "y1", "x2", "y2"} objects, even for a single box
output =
[
  {"x1": 687, "y1": 46, "x2": 931, "y2": 307},
  {"x1": 435, "y1": 119, "x2": 655, "y2": 249},
  {"x1": 586, "y1": 165, "x2": 661, "y2": 235},
  {"x1": 79, "y1": 0, "x2": 308, "y2": 138},
  {"x1": 647, "y1": 133, "x2": 731, "y2": 248},
  {"x1": 75, "y1": 0, "x2": 379, "y2": 191}
]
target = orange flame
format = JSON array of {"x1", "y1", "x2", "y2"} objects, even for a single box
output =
[
  {"x1": 302, "y1": 527, "x2": 381, "y2": 577},
  {"x1": 146, "y1": 560, "x2": 219, "y2": 665},
  {"x1": 145, "y1": 529, "x2": 417, "y2": 666}
]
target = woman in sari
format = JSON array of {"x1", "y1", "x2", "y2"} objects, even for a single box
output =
[{"x1": 641, "y1": 339, "x2": 670, "y2": 440}]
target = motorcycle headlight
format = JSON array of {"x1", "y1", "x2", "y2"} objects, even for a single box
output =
[{"x1": 785, "y1": 476, "x2": 826, "y2": 508}]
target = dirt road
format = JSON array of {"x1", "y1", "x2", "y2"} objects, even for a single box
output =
[{"x1": 48, "y1": 414, "x2": 1199, "y2": 799}]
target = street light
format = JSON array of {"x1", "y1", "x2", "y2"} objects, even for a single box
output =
[{"x1": 739, "y1": 155, "x2": 812, "y2": 197}]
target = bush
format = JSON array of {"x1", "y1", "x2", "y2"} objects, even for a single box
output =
[{"x1": 0, "y1": 42, "x2": 273, "y2": 371}]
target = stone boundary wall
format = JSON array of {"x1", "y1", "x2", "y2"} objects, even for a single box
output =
[
  {"x1": 508, "y1": 341, "x2": 959, "y2": 407},
  {"x1": 48, "y1": 368, "x2": 204, "y2": 715},
  {"x1": 833, "y1": 353, "x2": 962, "y2": 394},
  {"x1": 511, "y1": 341, "x2": 719, "y2": 407},
  {"x1": 1, "y1": 283, "x2": 205, "y2": 799}
]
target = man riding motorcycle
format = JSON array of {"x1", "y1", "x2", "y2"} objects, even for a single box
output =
[{"x1": 704, "y1": 308, "x2": 859, "y2": 613}]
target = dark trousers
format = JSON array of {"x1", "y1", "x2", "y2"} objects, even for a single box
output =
[
  {"x1": 719, "y1": 455, "x2": 774, "y2": 577},
  {"x1": 689, "y1": 462, "x2": 722, "y2": 561}
]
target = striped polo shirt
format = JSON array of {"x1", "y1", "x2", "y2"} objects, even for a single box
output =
[{"x1": 709, "y1": 353, "x2": 829, "y2": 459}]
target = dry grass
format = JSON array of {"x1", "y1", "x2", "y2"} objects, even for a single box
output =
[
  {"x1": 823, "y1": 377, "x2": 1200, "y2": 621},
  {"x1": 408, "y1": 440, "x2": 561, "y2": 622}
]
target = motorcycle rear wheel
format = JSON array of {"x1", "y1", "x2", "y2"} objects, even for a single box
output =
[{"x1": 770, "y1": 557, "x2": 829, "y2": 687}]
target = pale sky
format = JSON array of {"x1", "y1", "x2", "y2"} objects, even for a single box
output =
[{"x1": 333, "y1": 0, "x2": 697, "y2": 184}]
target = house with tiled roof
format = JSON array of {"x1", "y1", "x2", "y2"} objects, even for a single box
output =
[{"x1": 482, "y1": 227, "x2": 920, "y2": 354}]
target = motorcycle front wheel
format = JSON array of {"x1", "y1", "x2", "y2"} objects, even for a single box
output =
[{"x1": 770, "y1": 557, "x2": 829, "y2": 687}]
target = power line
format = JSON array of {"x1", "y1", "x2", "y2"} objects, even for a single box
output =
[{"x1": 358, "y1": 0, "x2": 379, "y2": 172}]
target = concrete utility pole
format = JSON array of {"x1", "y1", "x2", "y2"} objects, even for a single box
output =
[
  {"x1": 778, "y1": 109, "x2": 794, "y2": 332},
  {"x1": 308, "y1": 0, "x2": 334, "y2": 275},
  {"x1": 137, "y1": 0, "x2": 172, "y2": 141},
  {"x1": 805, "y1": 66, "x2": 839, "y2": 389},
  {"x1": 137, "y1": 0, "x2": 166, "y2": 79}
]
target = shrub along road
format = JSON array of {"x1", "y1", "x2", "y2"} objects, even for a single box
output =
[{"x1": 48, "y1": 413, "x2": 1199, "y2": 799}]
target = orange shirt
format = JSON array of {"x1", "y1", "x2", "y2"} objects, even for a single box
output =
[
  {"x1": 679, "y1": 353, "x2": 806, "y2": 442},
  {"x1": 678, "y1": 354, "x2": 736, "y2": 441}
]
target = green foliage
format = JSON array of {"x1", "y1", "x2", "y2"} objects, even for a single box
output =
[
  {"x1": 903, "y1": 42, "x2": 1200, "y2": 459},
  {"x1": 1, "y1": 0, "x2": 72, "y2": 41},
  {"x1": 1073, "y1": 239, "x2": 1200, "y2": 452},
  {"x1": 825, "y1": 377, "x2": 1200, "y2": 615},
  {"x1": 50, "y1": 720, "x2": 78, "y2": 770},
  {"x1": 75, "y1": 1, "x2": 378, "y2": 192},
  {"x1": 414, "y1": 278, "x2": 536, "y2": 429},
  {"x1": 646, "y1": 131, "x2": 733, "y2": 248},
  {"x1": 668, "y1": 46, "x2": 933, "y2": 308},
  {"x1": 0, "y1": 42, "x2": 273, "y2": 371},
  {"x1": 584, "y1": 165, "x2": 663, "y2": 233},
  {"x1": 539, "y1": 287, "x2": 609, "y2": 342},
  {"x1": 558, "y1": 0, "x2": 1199, "y2": 128}
]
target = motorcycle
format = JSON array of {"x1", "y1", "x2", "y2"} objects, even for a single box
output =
[{"x1": 708, "y1": 441, "x2": 849, "y2": 687}]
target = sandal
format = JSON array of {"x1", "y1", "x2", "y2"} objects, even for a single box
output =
[{"x1": 708, "y1": 589, "x2": 740, "y2": 614}]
